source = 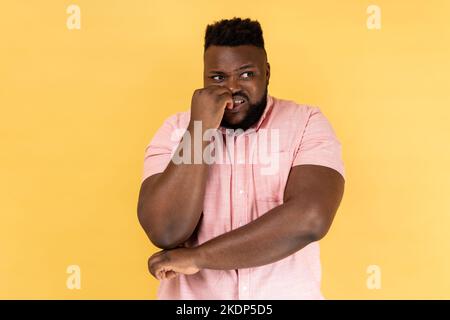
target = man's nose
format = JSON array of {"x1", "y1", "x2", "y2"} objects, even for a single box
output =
[{"x1": 223, "y1": 76, "x2": 241, "y2": 94}]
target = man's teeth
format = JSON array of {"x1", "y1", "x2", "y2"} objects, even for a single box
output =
[{"x1": 233, "y1": 99, "x2": 245, "y2": 104}]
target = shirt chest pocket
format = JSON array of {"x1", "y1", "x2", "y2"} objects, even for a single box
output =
[{"x1": 252, "y1": 151, "x2": 291, "y2": 202}]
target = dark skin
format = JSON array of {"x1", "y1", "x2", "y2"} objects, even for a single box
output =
[
  {"x1": 204, "y1": 45, "x2": 270, "y2": 128},
  {"x1": 137, "y1": 45, "x2": 345, "y2": 280},
  {"x1": 137, "y1": 45, "x2": 269, "y2": 249}
]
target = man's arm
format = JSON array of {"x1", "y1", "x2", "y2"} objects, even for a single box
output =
[
  {"x1": 137, "y1": 128, "x2": 209, "y2": 249},
  {"x1": 137, "y1": 86, "x2": 234, "y2": 250},
  {"x1": 148, "y1": 164, "x2": 344, "y2": 279}
]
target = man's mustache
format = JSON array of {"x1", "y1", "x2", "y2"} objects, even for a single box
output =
[{"x1": 232, "y1": 92, "x2": 249, "y2": 101}]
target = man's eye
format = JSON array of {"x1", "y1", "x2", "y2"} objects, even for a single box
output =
[
  {"x1": 211, "y1": 75, "x2": 224, "y2": 81},
  {"x1": 241, "y1": 71, "x2": 254, "y2": 79}
]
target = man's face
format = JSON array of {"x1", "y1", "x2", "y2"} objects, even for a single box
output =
[{"x1": 203, "y1": 45, "x2": 270, "y2": 130}]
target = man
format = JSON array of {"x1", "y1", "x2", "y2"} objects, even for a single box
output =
[{"x1": 137, "y1": 18, "x2": 345, "y2": 299}]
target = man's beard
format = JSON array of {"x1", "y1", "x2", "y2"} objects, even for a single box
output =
[{"x1": 220, "y1": 87, "x2": 268, "y2": 131}]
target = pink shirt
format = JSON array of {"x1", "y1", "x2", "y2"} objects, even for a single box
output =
[{"x1": 141, "y1": 96, "x2": 345, "y2": 299}]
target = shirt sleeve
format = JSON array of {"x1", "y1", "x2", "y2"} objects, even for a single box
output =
[
  {"x1": 292, "y1": 107, "x2": 345, "y2": 179},
  {"x1": 141, "y1": 114, "x2": 184, "y2": 183}
]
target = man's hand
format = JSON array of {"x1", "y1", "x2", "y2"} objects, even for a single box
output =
[
  {"x1": 148, "y1": 247, "x2": 201, "y2": 280},
  {"x1": 190, "y1": 85, "x2": 233, "y2": 130}
]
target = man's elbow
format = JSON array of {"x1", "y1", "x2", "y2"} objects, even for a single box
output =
[
  {"x1": 302, "y1": 207, "x2": 336, "y2": 242},
  {"x1": 137, "y1": 210, "x2": 188, "y2": 249},
  {"x1": 148, "y1": 232, "x2": 187, "y2": 250}
]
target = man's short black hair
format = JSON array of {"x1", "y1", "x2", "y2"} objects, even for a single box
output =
[{"x1": 204, "y1": 17, "x2": 265, "y2": 51}]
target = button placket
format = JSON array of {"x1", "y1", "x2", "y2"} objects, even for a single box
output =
[
  {"x1": 238, "y1": 269, "x2": 250, "y2": 299},
  {"x1": 234, "y1": 133, "x2": 252, "y2": 299}
]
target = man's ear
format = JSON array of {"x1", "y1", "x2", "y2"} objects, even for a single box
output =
[{"x1": 266, "y1": 62, "x2": 271, "y2": 86}]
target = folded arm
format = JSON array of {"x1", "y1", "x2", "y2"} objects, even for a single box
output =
[{"x1": 148, "y1": 164, "x2": 344, "y2": 280}]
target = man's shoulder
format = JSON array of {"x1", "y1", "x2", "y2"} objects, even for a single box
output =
[
  {"x1": 161, "y1": 110, "x2": 191, "y2": 129},
  {"x1": 272, "y1": 96, "x2": 317, "y2": 115},
  {"x1": 270, "y1": 96, "x2": 321, "y2": 125}
]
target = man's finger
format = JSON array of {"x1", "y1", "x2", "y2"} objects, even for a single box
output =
[
  {"x1": 216, "y1": 92, "x2": 233, "y2": 109},
  {"x1": 165, "y1": 270, "x2": 178, "y2": 280},
  {"x1": 149, "y1": 259, "x2": 163, "y2": 278},
  {"x1": 148, "y1": 251, "x2": 170, "y2": 277},
  {"x1": 206, "y1": 84, "x2": 232, "y2": 93},
  {"x1": 150, "y1": 250, "x2": 166, "y2": 259}
]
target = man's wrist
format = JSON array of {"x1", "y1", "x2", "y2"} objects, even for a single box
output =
[
  {"x1": 188, "y1": 119, "x2": 218, "y2": 133},
  {"x1": 191, "y1": 245, "x2": 207, "y2": 270}
]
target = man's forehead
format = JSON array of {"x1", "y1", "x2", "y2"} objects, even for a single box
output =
[{"x1": 204, "y1": 45, "x2": 266, "y2": 70}]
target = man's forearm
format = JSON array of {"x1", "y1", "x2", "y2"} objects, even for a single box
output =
[
  {"x1": 147, "y1": 165, "x2": 343, "y2": 280},
  {"x1": 193, "y1": 199, "x2": 323, "y2": 270}
]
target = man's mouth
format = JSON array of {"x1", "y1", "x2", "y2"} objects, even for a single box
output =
[{"x1": 228, "y1": 95, "x2": 248, "y2": 112}]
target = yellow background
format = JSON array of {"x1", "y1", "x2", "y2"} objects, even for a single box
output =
[{"x1": 1, "y1": 0, "x2": 449, "y2": 299}]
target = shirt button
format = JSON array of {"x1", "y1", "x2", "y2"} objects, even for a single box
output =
[
  {"x1": 243, "y1": 286, "x2": 248, "y2": 291},
  {"x1": 239, "y1": 190, "x2": 244, "y2": 194},
  {"x1": 239, "y1": 221, "x2": 242, "y2": 227}
]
